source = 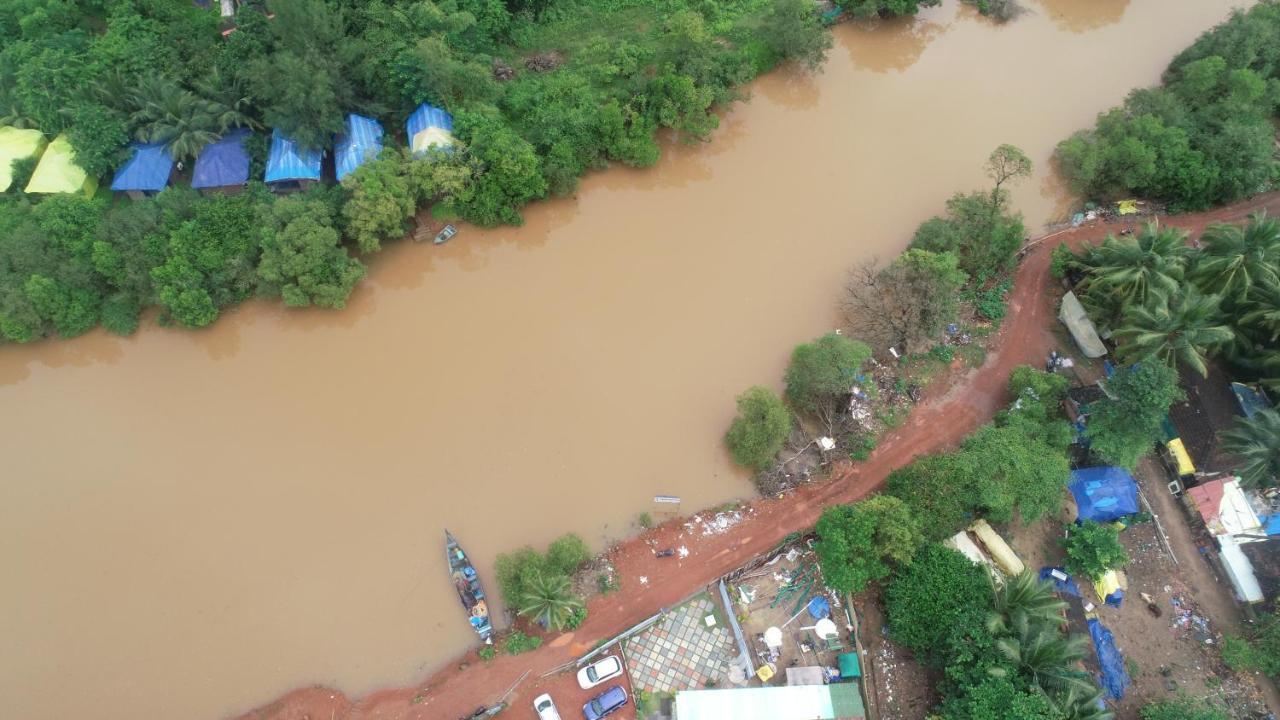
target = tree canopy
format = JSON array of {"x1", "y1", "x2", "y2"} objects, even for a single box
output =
[
  {"x1": 783, "y1": 332, "x2": 873, "y2": 415},
  {"x1": 1084, "y1": 362, "x2": 1184, "y2": 468},
  {"x1": 814, "y1": 495, "x2": 923, "y2": 593},
  {"x1": 725, "y1": 386, "x2": 793, "y2": 471}
]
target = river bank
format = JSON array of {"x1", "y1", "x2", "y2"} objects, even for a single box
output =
[{"x1": 236, "y1": 191, "x2": 1280, "y2": 720}]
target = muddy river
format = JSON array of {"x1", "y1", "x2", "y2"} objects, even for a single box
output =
[{"x1": 0, "y1": 1, "x2": 1249, "y2": 717}]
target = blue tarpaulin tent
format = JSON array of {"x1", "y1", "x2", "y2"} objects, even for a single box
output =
[
  {"x1": 110, "y1": 142, "x2": 173, "y2": 192},
  {"x1": 1087, "y1": 618, "x2": 1130, "y2": 699},
  {"x1": 1038, "y1": 567, "x2": 1082, "y2": 596},
  {"x1": 1070, "y1": 467, "x2": 1139, "y2": 523},
  {"x1": 407, "y1": 102, "x2": 455, "y2": 154},
  {"x1": 192, "y1": 129, "x2": 251, "y2": 189},
  {"x1": 1232, "y1": 382, "x2": 1272, "y2": 419},
  {"x1": 335, "y1": 114, "x2": 383, "y2": 181},
  {"x1": 264, "y1": 129, "x2": 321, "y2": 183}
]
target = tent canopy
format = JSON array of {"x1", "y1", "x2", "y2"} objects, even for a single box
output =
[
  {"x1": 192, "y1": 129, "x2": 251, "y2": 188},
  {"x1": 25, "y1": 134, "x2": 97, "y2": 196},
  {"x1": 407, "y1": 102, "x2": 455, "y2": 154},
  {"x1": 1060, "y1": 292, "x2": 1108, "y2": 358},
  {"x1": 110, "y1": 142, "x2": 173, "y2": 192},
  {"x1": 335, "y1": 114, "x2": 384, "y2": 181},
  {"x1": 0, "y1": 126, "x2": 47, "y2": 191},
  {"x1": 264, "y1": 129, "x2": 322, "y2": 183},
  {"x1": 1069, "y1": 467, "x2": 1139, "y2": 523}
]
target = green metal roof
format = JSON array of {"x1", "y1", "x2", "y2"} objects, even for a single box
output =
[{"x1": 675, "y1": 683, "x2": 865, "y2": 720}]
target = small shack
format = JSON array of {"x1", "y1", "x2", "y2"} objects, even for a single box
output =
[
  {"x1": 1069, "y1": 466, "x2": 1139, "y2": 523},
  {"x1": 407, "y1": 102, "x2": 455, "y2": 155},
  {"x1": 1219, "y1": 534, "x2": 1265, "y2": 604},
  {"x1": 675, "y1": 684, "x2": 865, "y2": 720},
  {"x1": 24, "y1": 134, "x2": 97, "y2": 196},
  {"x1": 1059, "y1": 291, "x2": 1107, "y2": 358},
  {"x1": 110, "y1": 142, "x2": 174, "y2": 198},
  {"x1": 192, "y1": 129, "x2": 251, "y2": 194},
  {"x1": 335, "y1": 113, "x2": 384, "y2": 181},
  {"x1": 0, "y1": 126, "x2": 47, "y2": 192},
  {"x1": 264, "y1": 129, "x2": 321, "y2": 191},
  {"x1": 1186, "y1": 477, "x2": 1264, "y2": 538}
]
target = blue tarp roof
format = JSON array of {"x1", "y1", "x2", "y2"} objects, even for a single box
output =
[
  {"x1": 1262, "y1": 514, "x2": 1280, "y2": 536},
  {"x1": 192, "y1": 129, "x2": 251, "y2": 189},
  {"x1": 1038, "y1": 567, "x2": 1082, "y2": 597},
  {"x1": 407, "y1": 102, "x2": 453, "y2": 136},
  {"x1": 110, "y1": 142, "x2": 173, "y2": 192},
  {"x1": 334, "y1": 114, "x2": 383, "y2": 181},
  {"x1": 1087, "y1": 618, "x2": 1130, "y2": 699},
  {"x1": 264, "y1": 129, "x2": 322, "y2": 183},
  {"x1": 1070, "y1": 467, "x2": 1139, "y2": 523},
  {"x1": 1232, "y1": 382, "x2": 1272, "y2": 419}
]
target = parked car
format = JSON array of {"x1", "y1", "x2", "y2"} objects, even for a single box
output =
[
  {"x1": 582, "y1": 685, "x2": 627, "y2": 720},
  {"x1": 576, "y1": 655, "x2": 623, "y2": 689},
  {"x1": 533, "y1": 693, "x2": 562, "y2": 720}
]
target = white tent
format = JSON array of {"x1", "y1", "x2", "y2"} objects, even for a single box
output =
[{"x1": 1059, "y1": 291, "x2": 1108, "y2": 358}]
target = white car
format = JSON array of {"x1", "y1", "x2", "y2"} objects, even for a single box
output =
[
  {"x1": 576, "y1": 655, "x2": 623, "y2": 690},
  {"x1": 533, "y1": 693, "x2": 562, "y2": 720}
]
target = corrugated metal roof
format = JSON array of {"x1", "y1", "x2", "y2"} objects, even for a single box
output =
[
  {"x1": 335, "y1": 114, "x2": 384, "y2": 181},
  {"x1": 407, "y1": 102, "x2": 455, "y2": 154},
  {"x1": 111, "y1": 142, "x2": 174, "y2": 192},
  {"x1": 264, "y1": 129, "x2": 322, "y2": 183},
  {"x1": 192, "y1": 129, "x2": 251, "y2": 189}
]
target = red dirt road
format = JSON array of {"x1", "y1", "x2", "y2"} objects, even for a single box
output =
[{"x1": 236, "y1": 193, "x2": 1280, "y2": 720}]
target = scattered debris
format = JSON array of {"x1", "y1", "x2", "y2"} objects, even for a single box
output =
[
  {"x1": 524, "y1": 52, "x2": 563, "y2": 73},
  {"x1": 492, "y1": 57, "x2": 515, "y2": 81}
]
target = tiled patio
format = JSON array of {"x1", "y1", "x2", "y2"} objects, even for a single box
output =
[{"x1": 625, "y1": 596, "x2": 736, "y2": 693}]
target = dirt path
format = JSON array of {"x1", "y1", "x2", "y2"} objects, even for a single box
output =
[{"x1": 236, "y1": 192, "x2": 1280, "y2": 720}]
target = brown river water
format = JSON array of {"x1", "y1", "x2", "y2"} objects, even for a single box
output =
[{"x1": 0, "y1": 1, "x2": 1249, "y2": 717}]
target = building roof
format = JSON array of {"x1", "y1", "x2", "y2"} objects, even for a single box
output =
[
  {"x1": 110, "y1": 142, "x2": 173, "y2": 192},
  {"x1": 334, "y1": 114, "x2": 383, "y2": 181},
  {"x1": 1186, "y1": 478, "x2": 1262, "y2": 537},
  {"x1": 1219, "y1": 535, "x2": 1264, "y2": 603},
  {"x1": 264, "y1": 129, "x2": 322, "y2": 183},
  {"x1": 674, "y1": 684, "x2": 865, "y2": 720},
  {"x1": 407, "y1": 102, "x2": 455, "y2": 154},
  {"x1": 0, "y1": 126, "x2": 47, "y2": 191},
  {"x1": 25, "y1": 134, "x2": 97, "y2": 196},
  {"x1": 192, "y1": 129, "x2": 251, "y2": 189}
]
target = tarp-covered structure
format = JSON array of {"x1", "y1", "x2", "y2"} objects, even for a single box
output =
[
  {"x1": 970, "y1": 519, "x2": 1025, "y2": 576},
  {"x1": 264, "y1": 129, "x2": 322, "y2": 184},
  {"x1": 1087, "y1": 618, "x2": 1130, "y2": 699},
  {"x1": 1219, "y1": 535, "x2": 1264, "y2": 603},
  {"x1": 335, "y1": 114, "x2": 383, "y2": 181},
  {"x1": 1232, "y1": 382, "x2": 1272, "y2": 419},
  {"x1": 675, "y1": 684, "x2": 865, "y2": 720},
  {"x1": 1060, "y1": 292, "x2": 1108, "y2": 358},
  {"x1": 1039, "y1": 567, "x2": 1082, "y2": 596},
  {"x1": 0, "y1": 126, "x2": 46, "y2": 192},
  {"x1": 110, "y1": 142, "x2": 173, "y2": 193},
  {"x1": 192, "y1": 129, "x2": 251, "y2": 190},
  {"x1": 407, "y1": 102, "x2": 455, "y2": 154},
  {"x1": 1093, "y1": 569, "x2": 1127, "y2": 607},
  {"x1": 1186, "y1": 478, "x2": 1263, "y2": 537},
  {"x1": 1070, "y1": 467, "x2": 1139, "y2": 523},
  {"x1": 25, "y1": 134, "x2": 97, "y2": 196}
]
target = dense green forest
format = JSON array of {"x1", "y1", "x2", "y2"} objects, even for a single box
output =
[
  {"x1": 2, "y1": 0, "x2": 957, "y2": 342},
  {"x1": 1056, "y1": 1, "x2": 1280, "y2": 211}
]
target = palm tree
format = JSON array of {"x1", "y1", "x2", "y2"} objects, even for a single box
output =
[
  {"x1": 986, "y1": 571, "x2": 1067, "y2": 636},
  {"x1": 130, "y1": 75, "x2": 221, "y2": 164},
  {"x1": 1240, "y1": 280, "x2": 1280, "y2": 344},
  {"x1": 1080, "y1": 223, "x2": 1189, "y2": 313},
  {"x1": 1053, "y1": 685, "x2": 1115, "y2": 720},
  {"x1": 988, "y1": 615, "x2": 1092, "y2": 695},
  {"x1": 1221, "y1": 408, "x2": 1280, "y2": 489},
  {"x1": 517, "y1": 571, "x2": 583, "y2": 631},
  {"x1": 1191, "y1": 212, "x2": 1280, "y2": 308},
  {"x1": 194, "y1": 69, "x2": 262, "y2": 133},
  {"x1": 1112, "y1": 289, "x2": 1234, "y2": 376}
]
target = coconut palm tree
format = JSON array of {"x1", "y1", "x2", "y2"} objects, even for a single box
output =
[
  {"x1": 1240, "y1": 280, "x2": 1280, "y2": 344},
  {"x1": 986, "y1": 571, "x2": 1068, "y2": 636},
  {"x1": 1112, "y1": 289, "x2": 1234, "y2": 377},
  {"x1": 1191, "y1": 212, "x2": 1280, "y2": 308},
  {"x1": 1221, "y1": 408, "x2": 1280, "y2": 489},
  {"x1": 1079, "y1": 223, "x2": 1189, "y2": 313},
  {"x1": 1053, "y1": 685, "x2": 1114, "y2": 720},
  {"x1": 517, "y1": 571, "x2": 583, "y2": 631},
  {"x1": 988, "y1": 616, "x2": 1092, "y2": 695},
  {"x1": 194, "y1": 69, "x2": 262, "y2": 133},
  {"x1": 130, "y1": 75, "x2": 221, "y2": 164}
]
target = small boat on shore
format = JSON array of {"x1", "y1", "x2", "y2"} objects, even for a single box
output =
[{"x1": 446, "y1": 530, "x2": 493, "y2": 644}]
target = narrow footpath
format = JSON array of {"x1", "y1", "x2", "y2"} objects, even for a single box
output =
[{"x1": 237, "y1": 192, "x2": 1280, "y2": 720}]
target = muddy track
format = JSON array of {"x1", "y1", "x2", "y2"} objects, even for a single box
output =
[{"x1": 237, "y1": 192, "x2": 1280, "y2": 720}]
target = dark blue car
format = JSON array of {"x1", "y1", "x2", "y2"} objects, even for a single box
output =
[{"x1": 582, "y1": 685, "x2": 627, "y2": 720}]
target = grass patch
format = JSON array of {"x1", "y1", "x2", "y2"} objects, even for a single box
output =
[{"x1": 959, "y1": 344, "x2": 987, "y2": 368}]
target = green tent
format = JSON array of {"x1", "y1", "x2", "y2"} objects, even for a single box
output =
[
  {"x1": 838, "y1": 652, "x2": 861, "y2": 678},
  {"x1": 0, "y1": 126, "x2": 46, "y2": 192}
]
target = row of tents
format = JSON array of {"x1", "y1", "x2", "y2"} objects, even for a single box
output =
[{"x1": 0, "y1": 103, "x2": 455, "y2": 197}]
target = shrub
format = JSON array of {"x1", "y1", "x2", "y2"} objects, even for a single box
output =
[
  {"x1": 638, "y1": 512, "x2": 653, "y2": 529},
  {"x1": 478, "y1": 645, "x2": 496, "y2": 661},
  {"x1": 725, "y1": 386, "x2": 793, "y2": 470},
  {"x1": 815, "y1": 496, "x2": 924, "y2": 593},
  {"x1": 929, "y1": 344, "x2": 955, "y2": 363},
  {"x1": 1061, "y1": 521, "x2": 1130, "y2": 579},
  {"x1": 565, "y1": 607, "x2": 588, "y2": 630},
  {"x1": 884, "y1": 544, "x2": 992, "y2": 666},
  {"x1": 784, "y1": 333, "x2": 873, "y2": 414},
  {"x1": 1050, "y1": 242, "x2": 1075, "y2": 279},
  {"x1": 1140, "y1": 696, "x2": 1229, "y2": 720},
  {"x1": 503, "y1": 630, "x2": 542, "y2": 655}
]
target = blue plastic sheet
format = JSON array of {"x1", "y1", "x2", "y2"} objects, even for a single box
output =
[
  {"x1": 192, "y1": 129, "x2": 250, "y2": 189},
  {"x1": 1232, "y1": 382, "x2": 1273, "y2": 419},
  {"x1": 808, "y1": 596, "x2": 831, "y2": 619},
  {"x1": 1038, "y1": 567, "x2": 1081, "y2": 597},
  {"x1": 1070, "y1": 467, "x2": 1139, "y2": 523},
  {"x1": 334, "y1": 114, "x2": 383, "y2": 181},
  {"x1": 1087, "y1": 618, "x2": 1130, "y2": 699},
  {"x1": 264, "y1": 129, "x2": 321, "y2": 183},
  {"x1": 110, "y1": 142, "x2": 173, "y2": 192},
  {"x1": 1104, "y1": 589, "x2": 1124, "y2": 608}
]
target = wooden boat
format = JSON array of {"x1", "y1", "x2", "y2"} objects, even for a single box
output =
[{"x1": 445, "y1": 530, "x2": 493, "y2": 644}]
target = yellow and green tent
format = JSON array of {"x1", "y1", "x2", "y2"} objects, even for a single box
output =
[
  {"x1": 25, "y1": 134, "x2": 97, "y2": 196},
  {"x1": 0, "y1": 126, "x2": 47, "y2": 192}
]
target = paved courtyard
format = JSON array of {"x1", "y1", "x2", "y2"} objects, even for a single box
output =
[{"x1": 625, "y1": 596, "x2": 736, "y2": 693}]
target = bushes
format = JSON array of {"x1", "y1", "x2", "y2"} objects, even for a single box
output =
[
  {"x1": 1221, "y1": 611, "x2": 1280, "y2": 676},
  {"x1": 883, "y1": 544, "x2": 992, "y2": 666},
  {"x1": 503, "y1": 630, "x2": 542, "y2": 655},
  {"x1": 1083, "y1": 362, "x2": 1184, "y2": 468},
  {"x1": 1061, "y1": 521, "x2": 1129, "y2": 579},
  {"x1": 1141, "y1": 696, "x2": 1229, "y2": 720},
  {"x1": 494, "y1": 532, "x2": 591, "y2": 625},
  {"x1": 814, "y1": 495, "x2": 923, "y2": 593},
  {"x1": 783, "y1": 332, "x2": 873, "y2": 414},
  {"x1": 725, "y1": 386, "x2": 793, "y2": 471}
]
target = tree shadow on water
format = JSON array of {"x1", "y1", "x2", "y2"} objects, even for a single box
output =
[
  {"x1": 838, "y1": 13, "x2": 951, "y2": 74},
  {"x1": 1033, "y1": 0, "x2": 1129, "y2": 33}
]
